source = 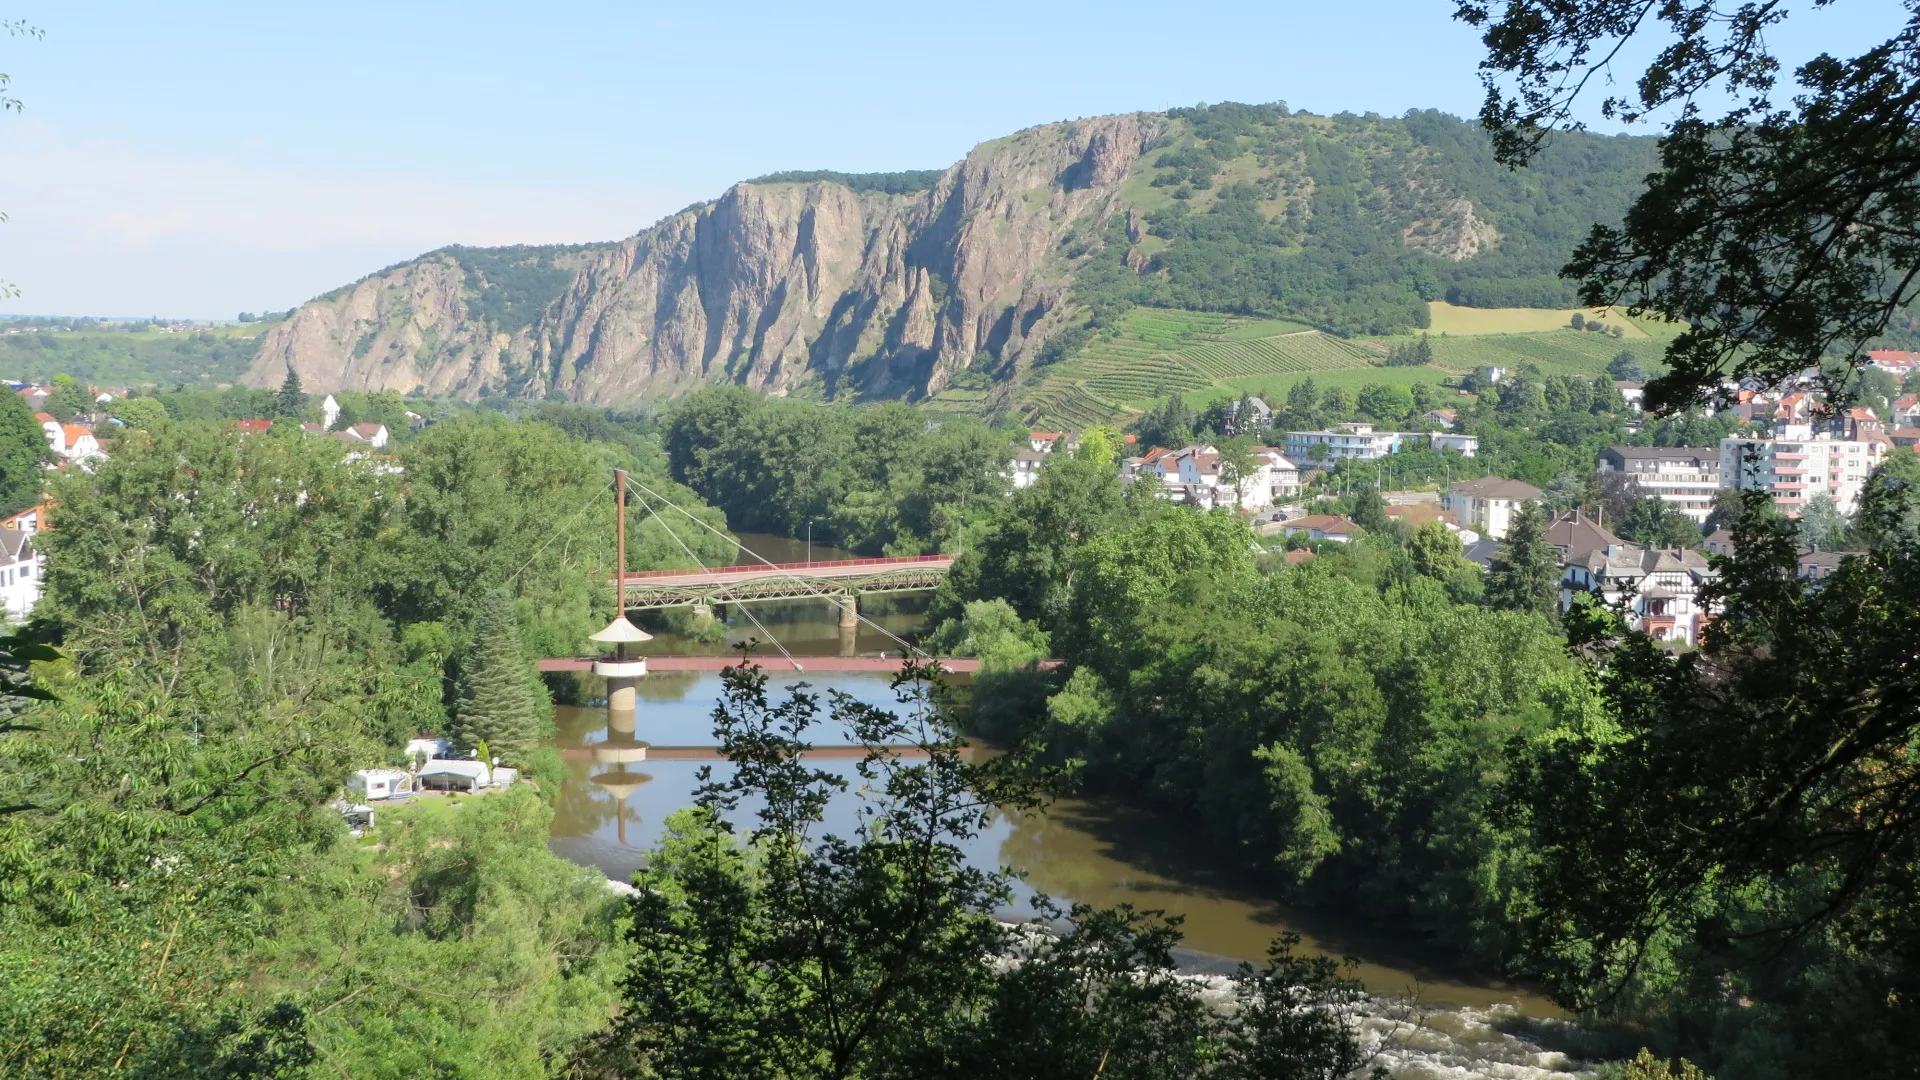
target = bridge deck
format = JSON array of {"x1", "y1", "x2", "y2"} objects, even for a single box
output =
[
  {"x1": 538, "y1": 655, "x2": 989, "y2": 674},
  {"x1": 625, "y1": 554, "x2": 952, "y2": 590}
]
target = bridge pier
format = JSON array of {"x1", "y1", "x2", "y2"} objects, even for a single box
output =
[{"x1": 835, "y1": 593, "x2": 859, "y2": 630}]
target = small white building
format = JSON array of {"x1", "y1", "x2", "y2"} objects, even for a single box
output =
[
  {"x1": 1008, "y1": 449, "x2": 1046, "y2": 489},
  {"x1": 321, "y1": 394, "x2": 340, "y2": 430},
  {"x1": 404, "y1": 736, "x2": 451, "y2": 765},
  {"x1": 1428, "y1": 433, "x2": 1479, "y2": 457},
  {"x1": 1444, "y1": 476, "x2": 1543, "y2": 541},
  {"x1": 0, "y1": 528, "x2": 39, "y2": 620},
  {"x1": 419, "y1": 758, "x2": 491, "y2": 792},
  {"x1": 347, "y1": 768, "x2": 414, "y2": 801},
  {"x1": 1284, "y1": 424, "x2": 1408, "y2": 462}
]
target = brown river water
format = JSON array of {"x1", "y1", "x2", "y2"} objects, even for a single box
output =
[{"x1": 545, "y1": 535, "x2": 1590, "y2": 1076}]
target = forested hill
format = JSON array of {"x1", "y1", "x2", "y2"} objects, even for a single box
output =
[{"x1": 248, "y1": 105, "x2": 1657, "y2": 405}]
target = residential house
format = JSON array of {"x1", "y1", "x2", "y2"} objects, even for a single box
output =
[
  {"x1": 16, "y1": 385, "x2": 50, "y2": 411},
  {"x1": 1284, "y1": 423, "x2": 1408, "y2": 462},
  {"x1": 1427, "y1": 432, "x2": 1479, "y2": 457},
  {"x1": 1443, "y1": 476, "x2": 1543, "y2": 540},
  {"x1": 1561, "y1": 539, "x2": 1718, "y2": 645},
  {"x1": 1028, "y1": 431, "x2": 1076, "y2": 455},
  {"x1": 1008, "y1": 449, "x2": 1046, "y2": 489},
  {"x1": 36, "y1": 413, "x2": 105, "y2": 464},
  {"x1": 1893, "y1": 393, "x2": 1920, "y2": 429},
  {"x1": 1423, "y1": 408, "x2": 1458, "y2": 430},
  {"x1": 1892, "y1": 427, "x2": 1920, "y2": 451},
  {"x1": 1254, "y1": 447, "x2": 1302, "y2": 500},
  {"x1": 1721, "y1": 425, "x2": 1884, "y2": 515},
  {"x1": 1, "y1": 504, "x2": 47, "y2": 535},
  {"x1": 0, "y1": 527, "x2": 39, "y2": 620},
  {"x1": 1225, "y1": 396, "x2": 1272, "y2": 434},
  {"x1": 1614, "y1": 380, "x2": 1647, "y2": 412},
  {"x1": 1546, "y1": 509, "x2": 1624, "y2": 564},
  {"x1": 1867, "y1": 349, "x2": 1920, "y2": 381},
  {"x1": 321, "y1": 394, "x2": 341, "y2": 430},
  {"x1": 231, "y1": 419, "x2": 273, "y2": 436},
  {"x1": 1596, "y1": 446, "x2": 1723, "y2": 523},
  {"x1": 1277, "y1": 514, "x2": 1361, "y2": 543},
  {"x1": 336, "y1": 422, "x2": 390, "y2": 449}
]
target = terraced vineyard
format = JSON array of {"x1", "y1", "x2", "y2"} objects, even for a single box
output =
[
  {"x1": 1011, "y1": 309, "x2": 1395, "y2": 427},
  {"x1": 919, "y1": 304, "x2": 1665, "y2": 430}
]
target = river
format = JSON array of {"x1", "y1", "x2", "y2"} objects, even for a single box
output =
[{"x1": 545, "y1": 533, "x2": 1592, "y2": 1077}]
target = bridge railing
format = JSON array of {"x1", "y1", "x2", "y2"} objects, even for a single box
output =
[{"x1": 623, "y1": 553, "x2": 951, "y2": 581}]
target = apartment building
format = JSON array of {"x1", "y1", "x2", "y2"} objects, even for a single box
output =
[
  {"x1": 1443, "y1": 475, "x2": 1543, "y2": 540},
  {"x1": 1596, "y1": 446, "x2": 1722, "y2": 523},
  {"x1": 1283, "y1": 423, "x2": 1408, "y2": 462},
  {"x1": 1720, "y1": 425, "x2": 1883, "y2": 514}
]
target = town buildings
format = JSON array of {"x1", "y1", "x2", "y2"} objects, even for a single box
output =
[
  {"x1": 1443, "y1": 476, "x2": 1543, "y2": 540},
  {"x1": 1550, "y1": 510, "x2": 1717, "y2": 645},
  {"x1": 1283, "y1": 423, "x2": 1411, "y2": 462},
  {"x1": 1721, "y1": 425, "x2": 1884, "y2": 514},
  {"x1": 1596, "y1": 446, "x2": 1722, "y2": 522}
]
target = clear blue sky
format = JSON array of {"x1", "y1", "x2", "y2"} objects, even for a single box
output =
[{"x1": 0, "y1": 0, "x2": 1903, "y2": 317}]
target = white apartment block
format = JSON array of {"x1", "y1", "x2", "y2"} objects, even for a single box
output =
[
  {"x1": 1443, "y1": 476, "x2": 1543, "y2": 540},
  {"x1": 1283, "y1": 423, "x2": 1408, "y2": 462},
  {"x1": 1721, "y1": 427, "x2": 1882, "y2": 515},
  {"x1": 1597, "y1": 446, "x2": 1722, "y2": 523}
]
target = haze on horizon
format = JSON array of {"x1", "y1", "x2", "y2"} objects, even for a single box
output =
[{"x1": 0, "y1": 0, "x2": 1900, "y2": 319}]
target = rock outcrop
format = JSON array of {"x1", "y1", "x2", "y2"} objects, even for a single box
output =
[{"x1": 246, "y1": 113, "x2": 1168, "y2": 403}]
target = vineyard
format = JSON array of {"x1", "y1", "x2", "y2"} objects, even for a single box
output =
[{"x1": 918, "y1": 304, "x2": 1668, "y2": 430}]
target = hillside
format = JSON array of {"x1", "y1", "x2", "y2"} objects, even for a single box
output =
[
  {"x1": 0, "y1": 322, "x2": 268, "y2": 386},
  {"x1": 248, "y1": 105, "x2": 1659, "y2": 406}
]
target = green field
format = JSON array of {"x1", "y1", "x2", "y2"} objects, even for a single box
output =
[
  {"x1": 1424, "y1": 300, "x2": 1653, "y2": 338},
  {"x1": 918, "y1": 301, "x2": 1682, "y2": 429},
  {"x1": 0, "y1": 322, "x2": 270, "y2": 385}
]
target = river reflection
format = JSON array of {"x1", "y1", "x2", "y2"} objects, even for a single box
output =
[{"x1": 544, "y1": 670, "x2": 1556, "y2": 1015}]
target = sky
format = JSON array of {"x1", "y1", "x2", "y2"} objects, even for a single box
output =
[{"x1": 0, "y1": 0, "x2": 1905, "y2": 318}]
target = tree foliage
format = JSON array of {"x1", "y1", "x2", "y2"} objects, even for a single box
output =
[{"x1": 1459, "y1": 0, "x2": 1920, "y2": 410}]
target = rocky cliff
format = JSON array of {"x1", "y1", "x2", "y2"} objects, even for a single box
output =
[
  {"x1": 247, "y1": 106, "x2": 1654, "y2": 404},
  {"x1": 247, "y1": 113, "x2": 1166, "y2": 402}
]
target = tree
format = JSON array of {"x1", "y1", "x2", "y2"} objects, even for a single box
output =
[
  {"x1": 1569, "y1": 311, "x2": 1584, "y2": 331},
  {"x1": 449, "y1": 590, "x2": 545, "y2": 765},
  {"x1": 1460, "y1": 0, "x2": 1920, "y2": 411},
  {"x1": 1619, "y1": 495, "x2": 1701, "y2": 550},
  {"x1": 272, "y1": 365, "x2": 307, "y2": 420},
  {"x1": 0, "y1": 388, "x2": 45, "y2": 516},
  {"x1": 1347, "y1": 483, "x2": 1391, "y2": 535},
  {"x1": 1216, "y1": 435, "x2": 1260, "y2": 509},
  {"x1": 1319, "y1": 386, "x2": 1355, "y2": 421},
  {"x1": 579, "y1": 658, "x2": 1378, "y2": 1080},
  {"x1": 1136, "y1": 393, "x2": 1195, "y2": 449},
  {"x1": 108, "y1": 396, "x2": 168, "y2": 432},
  {"x1": 1795, "y1": 492, "x2": 1851, "y2": 551},
  {"x1": 1485, "y1": 501, "x2": 1559, "y2": 618},
  {"x1": 1607, "y1": 351, "x2": 1647, "y2": 382},
  {"x1": 1508, "y1": 493, "x2": 1920, "y2": 1075}
]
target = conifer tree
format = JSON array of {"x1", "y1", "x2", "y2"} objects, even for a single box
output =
[
  {"x1": 273, "y1": 365, "x2": 308, "y2": 419},
  {"x1": 1486, "y1": 501, "x2": 1560, "y2": 619},
  {"x1": 450, "y1": 590, "x2": 545, "y2": 765}
]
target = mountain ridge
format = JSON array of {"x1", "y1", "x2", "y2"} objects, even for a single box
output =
[{"x1": 245, "y1": 105, "x2": 1656, "y2": 406}]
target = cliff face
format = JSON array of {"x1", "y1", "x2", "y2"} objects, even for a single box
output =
[{"x1": 246, "y1": 113, "x2": 1166, "y2": 402}]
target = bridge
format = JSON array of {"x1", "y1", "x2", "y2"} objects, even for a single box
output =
[{"x1": 621, "y1": 554, "x2": 952, "y2": 611}]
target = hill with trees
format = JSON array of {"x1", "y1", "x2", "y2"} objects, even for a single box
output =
[{"x1": 247, "y1": 105, "x2": 1661, "y2": 409}]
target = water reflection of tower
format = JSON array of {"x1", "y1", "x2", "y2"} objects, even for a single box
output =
[{"x1": 590, "y1": 714, "x2": 653, "y2": 845}]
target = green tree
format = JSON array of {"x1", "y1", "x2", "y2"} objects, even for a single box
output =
[
  {"x1": 1618, "y1": 495, "x2": 1702, "y2": 550},
  {"x1": 1319, "y1": 385, "x2": 1356, "y2": 420},
  {"x1": 272, "y1": 364, "x2": 307, "y2": 419},
  {"x1": 1216, "y1": 435, "x2": 1260, "y2": 508},
  {"x1": 1795, "y1": 492, "x2": 1851, "y2": 551},
  {"x1": 41, "y1": 373, "x2": 89, "y2": 420},
  {"x1": 579, "y1": 658, "x2": 1378, "y2": 1080},
  {"x1": 107, "y1": 395, "x2": 168, "y2": 432},
  {"x1": 448, "y1": 590, "x2": 545, "y2": 765},
  {"x1": 1286, "y1": 376, "x2": 1320, "y2": 425},
  {"x1": 1485, "y1": 501, "x2": 1559, "y2": 618},
  {"x1": 1347, "y1": 483, "x2": 1391, "y2": 535},
  {"x1": 0, "y1": 387, "x2": 46, "y2": 516},
  {"x1": 1462, "y1": 0, "x2": 1920, "y2": 410}
]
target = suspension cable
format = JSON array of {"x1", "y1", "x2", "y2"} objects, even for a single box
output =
[
  {"x1": 625, "y1": 475, "x2": 928, "y2": 658},
  {"x1": 625, "y1": 481, "x2": 801, "y2": 670}
]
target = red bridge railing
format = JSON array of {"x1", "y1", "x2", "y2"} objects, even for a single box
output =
[{"x1": 622, "y1": 554, "x2": 951, "y2": 581}]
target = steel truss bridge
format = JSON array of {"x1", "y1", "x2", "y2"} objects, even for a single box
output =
[{"x1": 619, "y1": 554, "x2": 952, "y2": 610}]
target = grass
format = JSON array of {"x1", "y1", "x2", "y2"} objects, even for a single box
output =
[
  {"x1": 1424, "y1": 301, "x2": 1651, "y2": 338},
  {"x1": 927, "y1": 299, "x2": 1684, "y2": 430}
]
